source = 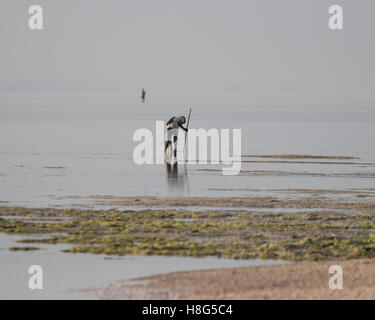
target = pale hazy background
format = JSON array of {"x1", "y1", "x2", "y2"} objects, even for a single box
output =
[
  {"x1": 1, "y1": 1, "x2": 375, "y2": 300},
  {"x1": 1, "y1": 0, "x2": 374, "y2": 100}
]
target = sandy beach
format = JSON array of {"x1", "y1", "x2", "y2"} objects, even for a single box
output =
[{"x1": 90, "y1": 258, "x2": 375, "y2": 300}]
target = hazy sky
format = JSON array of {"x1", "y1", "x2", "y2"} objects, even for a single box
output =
[{"x1": 1, "y1": 0, "x2": 375, "y2": 100}]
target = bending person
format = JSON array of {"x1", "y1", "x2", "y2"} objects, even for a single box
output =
[{"x1": 165, "y1": 116, "x2": 188, "y2": 158}]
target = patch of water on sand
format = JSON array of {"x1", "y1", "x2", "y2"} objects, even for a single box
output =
[{"x1": 0, "y1": 233, "x2": 288, "y2": 299}]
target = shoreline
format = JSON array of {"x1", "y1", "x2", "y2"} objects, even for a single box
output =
[
  {"x1": 1, "y1": 195, "x2": 374, "y2": 299},
  {"x1": 90, "y1": 258, "x2": 375, "y2": 300},
  {"x1": 60, "y1": 194, "x2": 375, "y2": 211}
]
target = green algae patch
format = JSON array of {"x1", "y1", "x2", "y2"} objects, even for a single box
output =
[
  {"x1": 9, "y1": 246, "x2": 40, "y2": 251},
  {"x1": 1, "y1": 206, "x2": 375, "y2": 261}
]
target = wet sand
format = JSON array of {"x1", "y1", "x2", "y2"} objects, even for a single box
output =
[
  {"x1": 92, "y1": 258, "x2": 375, "y2": 300},
  {"x1": 194, "y1": 169, "x2": 375, "y2": 178},
  {"x1": 241, "y1": 154, "x2": 359, "y2": 160},
  {"x1": 63, "y1": 194, "x2": 375, "y2": 211}
]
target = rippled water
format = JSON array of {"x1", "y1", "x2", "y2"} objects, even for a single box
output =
[{"x1": 1, "y1": 93, "x2": 374, "y2": 207}]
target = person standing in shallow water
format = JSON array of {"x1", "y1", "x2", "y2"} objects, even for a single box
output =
[{"x1": 140, "y1": 88, "x2": 146, "y2": 103}]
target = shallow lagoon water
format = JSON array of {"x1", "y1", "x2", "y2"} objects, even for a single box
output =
[
  {"x1": 1, "y1": 93, "x2": 374, "y2": 299},
  {"x1": 1, "y1": 93, "x2": 375, "y2": 207},
  {"x1": 0, "y1": 233, "x2": 287, "y2": 299}
]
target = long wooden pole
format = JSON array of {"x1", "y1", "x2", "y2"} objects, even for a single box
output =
[
  {"x1": 184, "y1": 108, "x2": 192, "y2": 195},
  {"x1": 184, "y1": 108, "x2": 192, "y2": 156}
]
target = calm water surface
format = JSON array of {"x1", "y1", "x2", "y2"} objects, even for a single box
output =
[{"x1": 0, "y1": 93, "x2": 374, "y2": 207}]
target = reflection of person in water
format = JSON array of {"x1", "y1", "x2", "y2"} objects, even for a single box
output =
[
  {"x1": 165, "y1": 162, "x2": 185, "y2": 192},
  {"x1": 166, "y1": 162, "x2": 178, "y2": 179},
  {"x1": 140, "y1": 88, "x2": 146, "y2": 103}
]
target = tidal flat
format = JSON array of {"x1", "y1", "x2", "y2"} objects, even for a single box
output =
[{"x1": 1, "y1": 196, "x2": 375, "y2": 262}]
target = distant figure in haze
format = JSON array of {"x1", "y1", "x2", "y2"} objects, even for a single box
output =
[
  {"x1": 165, "y1": 116, "x2": 188, "y2": 158},
  {"x1": 140, "y1": 88, "x2": 146, "y2": 103}
]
